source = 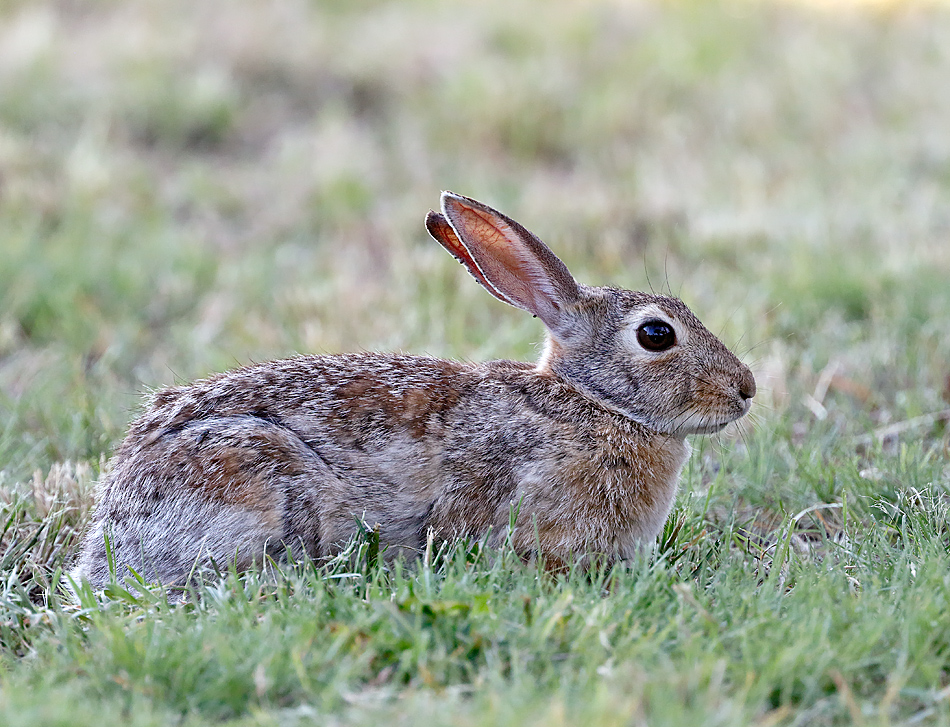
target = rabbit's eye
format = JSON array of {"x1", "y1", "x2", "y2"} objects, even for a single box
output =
[{"x1": 637, "y1": 320, "x2": 676, "y2": 351}]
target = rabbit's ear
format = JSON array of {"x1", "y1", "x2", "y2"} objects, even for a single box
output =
[
  {"x1": 437, "y1": 192, "x2": 580, "y2": 333},
  {"x1": 425, "y1": 210, "x2": 514, "y2": 306}
]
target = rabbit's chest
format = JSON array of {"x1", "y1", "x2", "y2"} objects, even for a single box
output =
[
  {"x1": 598, "y1": 429, "x2": 691, "y2": 549},
  {"x1": 514, "y1": 423, "x2": 691, "y2": 557}
]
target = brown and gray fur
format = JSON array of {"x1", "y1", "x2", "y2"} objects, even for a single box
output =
[{"x1": 73, "y1": 192, "x2": 755, "y2": 588}]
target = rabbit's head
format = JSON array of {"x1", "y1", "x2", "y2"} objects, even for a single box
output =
[{"x1": 426, "y1": 192, "x2": 755, "y2": 437}]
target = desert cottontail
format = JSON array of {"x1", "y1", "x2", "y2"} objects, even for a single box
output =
[{"x1": 73, "y1": 192, "x2": 755, "y2": 587}]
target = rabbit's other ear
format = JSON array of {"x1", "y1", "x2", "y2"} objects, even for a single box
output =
[
  {"x1": 438, "y1": 192, "x2": 580, "y2": 334},
  {"x1": 425, "y1": 210, "x2": 513, "y2": 306}
]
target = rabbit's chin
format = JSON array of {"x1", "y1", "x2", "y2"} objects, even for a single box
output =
[
  {"x1": 679, "y1": 420, "x2": 734, "y2": 436},
  {"x1": 665, "y1": 413, "x2": 747, "y2": 436}
]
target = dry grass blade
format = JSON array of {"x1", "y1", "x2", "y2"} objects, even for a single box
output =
[{"x1": 854, "y1": 409, "x2": 950, "y2": 448}]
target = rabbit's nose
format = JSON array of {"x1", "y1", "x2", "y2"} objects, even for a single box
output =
[{"x1": 738, "y1": 368, "x2": 756, "y2": 400}]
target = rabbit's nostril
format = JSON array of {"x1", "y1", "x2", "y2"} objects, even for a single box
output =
[{"x1": 739, "y1": 369, "x2": 756, "y2": 401}]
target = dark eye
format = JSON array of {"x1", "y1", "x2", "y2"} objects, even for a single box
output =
[{"x1": 636, "y1": 320, "x2": 676, "y2": 351}]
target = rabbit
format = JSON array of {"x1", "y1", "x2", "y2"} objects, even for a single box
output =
[{"x1": 72, "y1": 192, "x2": 755, "y2": 588}]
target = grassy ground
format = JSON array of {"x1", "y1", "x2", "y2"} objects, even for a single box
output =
[{"x1": 1, "y1": 0, "x2": 950, "y2": 724}]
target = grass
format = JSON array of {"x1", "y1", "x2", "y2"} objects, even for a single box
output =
[{"x1": 1, "y1": 0, "x2": 950, "y2": 723}]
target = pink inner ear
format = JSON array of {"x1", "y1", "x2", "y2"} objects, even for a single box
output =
[
  {"x1": 425, "y1": 211, "x2": 513, "y2": 305},
  {"x1": 446, "y1": 202, "x2": 558, "y2": 318}
]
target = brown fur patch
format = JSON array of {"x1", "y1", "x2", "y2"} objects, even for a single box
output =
[
  {"x1": 154, "y1": 421, "x2": 312, "y2": 511},
  {"x1": 194, "y1": 447, "x2": 274, "y2": 510},
  {"x1": 331, "y1": 361, "x2": 463, "y2": 439}
]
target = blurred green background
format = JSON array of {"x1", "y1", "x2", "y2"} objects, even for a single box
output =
[{"x1": 2, "y1": 0, "x2": 949, "y2": 485}]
